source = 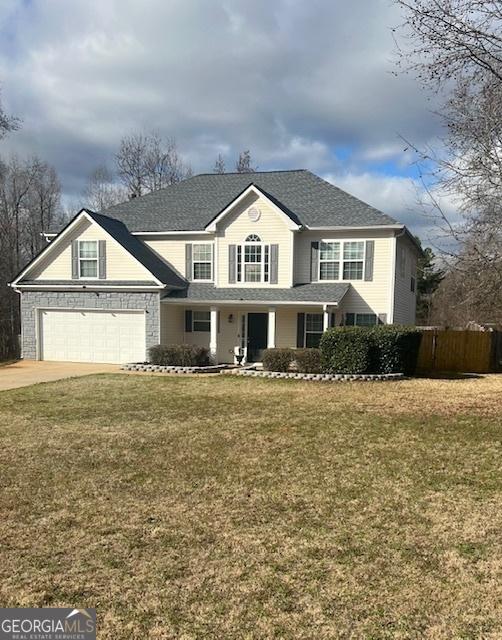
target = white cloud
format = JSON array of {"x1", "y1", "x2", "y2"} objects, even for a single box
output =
[
  {"x1": 0, "y1": 0, "x2": 445, "y2": 204},
  {"x1": 323, "y1": 171, "x2": 461, "y2": 244}
]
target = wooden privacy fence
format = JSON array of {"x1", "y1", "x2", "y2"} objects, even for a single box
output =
[{"x1": 417, "y1": 329, "x2": 502, "y2": 374}]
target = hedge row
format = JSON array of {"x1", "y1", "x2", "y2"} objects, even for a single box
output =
[
  {"x1": 320, "y1": 325, "x2": 422, "y2": 375},
  {"x1": 149, "y1": 344, "x2": 209, "y2": 367},
  {"x1": 263, "y1": 348, "x2": 322, "y2": 373},
  {"x1": 263, "y1": 326, "x2": 422, "y2": 375}
]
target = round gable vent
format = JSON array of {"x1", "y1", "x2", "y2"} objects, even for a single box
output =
[{"x1": 248, "y1": 206, "x2": 261, "y2": 222}]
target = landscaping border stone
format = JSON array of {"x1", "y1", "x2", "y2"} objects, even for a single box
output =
[
  {"x1": 121, "y1": 363, "x2": 228, "y2": 374},
  {"x1": 231, "y1": 370, "x2": 404, "y2": 382}
]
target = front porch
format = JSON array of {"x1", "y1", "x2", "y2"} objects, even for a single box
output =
[{"x1": 160, "y1": 303, "x2": 339, "y2": 364}]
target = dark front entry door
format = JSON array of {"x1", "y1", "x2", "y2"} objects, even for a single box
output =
[{"x1": 247, "y1": 313, "x2": 268, "y2": 362}]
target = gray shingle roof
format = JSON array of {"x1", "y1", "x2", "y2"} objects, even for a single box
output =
[
  {"x1": 85, "y1": 211, "x2": 185, "y2": 287},
  {"x1": 90, "y1": 170, "x2": 399, "y2": 232},
  {"x1": 164, "y1": 282, "x2": 350, "y2": 304}
]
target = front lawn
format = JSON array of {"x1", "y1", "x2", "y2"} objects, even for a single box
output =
[{"x1": 1, "y1": 374, "x2": 501, "y2": 638}]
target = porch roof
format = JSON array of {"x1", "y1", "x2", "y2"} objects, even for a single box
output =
[{"x1": 162, "y1": 282, "x2": 350, "y2": 305}]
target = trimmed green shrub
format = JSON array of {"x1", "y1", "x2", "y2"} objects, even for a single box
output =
[
  {"x1": 320, "y1": 325, "x2": 423, "y2": 375},
  {"x1": 320, "y1": 327, "x2": 372, "y2": 374},
  {"x1": 367, "y1": 325, "x2": 422, "y2": 375},
  {"x1": 294, "y1": 348, "x2": 322, "y2": 373},
  {"x1": 262, "y1": 348, "x2": 294, "y2": 372},
  {"x1": 148, "y1": 344, "x2": 210, "y2": 367}
]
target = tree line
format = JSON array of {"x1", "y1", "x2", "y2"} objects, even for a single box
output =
[{"x1": 394, "y1": 0, "x2": 502, "y2": 326}]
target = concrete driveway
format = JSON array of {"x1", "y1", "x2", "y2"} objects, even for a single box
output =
[{"x1": 0, "y1": 360, "x2": 119, "y2": 391}]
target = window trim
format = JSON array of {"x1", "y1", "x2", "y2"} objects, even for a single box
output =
[
  {"x1": 78, "y1": 240, "x2": 99, "y2": 279},
  {"x1": 192, "y1": 310, "x2": 211, "y2": 332},
  {"x1": 318, "y1": 239, "x2": 366, "y2": 282},
  {"x1": 192, "y1": 243, "x2": 213, "y2": 282},
  {"x1": 304, "y1": 312, "x2": 324, "y2": 348},
  {"x1": 236, "y1": 238, "x2": 270, "y2": 284}
]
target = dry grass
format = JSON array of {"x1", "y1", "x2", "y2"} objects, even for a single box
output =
[{"x1": 1, "y1": 373, "x2": 502, "y2": 639}]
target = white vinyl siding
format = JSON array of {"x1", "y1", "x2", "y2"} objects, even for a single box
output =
[
  {"x1": 393, "y1": 235, "x2": 418, "y2": 325},
  {"x1": 294, "y1": 230, "x2": 394, "y2": 317},
  {"x1": 31, "y1": 218, "x2": 152, "y2": 281},
  {"x1": 160, "y1": 304, "x2": 183, "y2": 344},
  {"x1": 144, "y1": 235, "x2": 212, "y2": 280},
  {"x1": 217, "y1": 193, "x2": 293, "y2": 287}
]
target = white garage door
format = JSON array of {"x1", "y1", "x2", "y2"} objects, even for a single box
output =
[{"x1": 40, "y1": 309, "x2": 146, "y2": 364}]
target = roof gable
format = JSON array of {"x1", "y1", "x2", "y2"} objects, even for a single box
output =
[
  {"x1": 205, "y1": 183, "x2": 301, "y2": 231},
  {"x1": 12, "y1": 209, "x2": 186, "y2": 288}
]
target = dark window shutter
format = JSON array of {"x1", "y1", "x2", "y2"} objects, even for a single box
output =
[
  {"x1": 185, "y1": 309, "x2": 192, "y2": 332},
  {"x1": 185, "y1": 244, "x2": 192, "y2": 281},
  {"x1": 228, "y1": 245, "x2": 236, "y2": 284},
  {"x1": 378, "y1": 313, "x2": 387, "y2": 325},
  {"x1": 296, "y1": 313, "x2": 305, "y2": 348},
  {"x1": 311, "y1": 241, "x2": 319, "y2": 282},
  {"x1": 329, "y1": 312, "x2": 336, "y2": 327},
  {"x1": 364, "y1": 240, "x2": 375, "y2": 281},
  {"x1": 98, "y1": 240, "x2": 106, "y2": 279},
  {"x1": 270, "y1": 244, "x2": 279, "y2": 284},
  {"x1": 71, "y1": 241, "x2": 79, "y2": 279},
  {"x1": 345, "y1": 313, "x2": 355, "y2": 326}
]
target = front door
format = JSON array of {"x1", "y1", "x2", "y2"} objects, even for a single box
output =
[{"x1": 247, "y1": 313, "x2": 268, "y2": 362}]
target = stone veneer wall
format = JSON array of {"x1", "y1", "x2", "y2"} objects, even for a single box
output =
[{"x1": 20, "y1": 290, "x2": 160, "y2": 360}]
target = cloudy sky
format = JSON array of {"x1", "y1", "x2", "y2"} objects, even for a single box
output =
[{"x1": 0, "y1": 0, "x2": 453, "y2": 241}]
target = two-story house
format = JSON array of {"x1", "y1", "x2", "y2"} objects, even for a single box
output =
[{"x1": 10, "y1": 170, "x2": 421, "y2": 364}]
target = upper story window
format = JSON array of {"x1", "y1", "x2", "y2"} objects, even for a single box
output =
[
  {"x1": 79, "y1": 241, "x2": 98, "y2": 278},
  {"x1": 237, "y1": 235, "x2": 270, "y2": 283},
  {"x1": 343, "y1": 241, "x2": 364, "y2": 280},
  {"x1": 192, "y1": 244, "x2": 213, "y2": 281},
  {"x1": 319, "y1": 240, "x2": 365, "y2": 281}
]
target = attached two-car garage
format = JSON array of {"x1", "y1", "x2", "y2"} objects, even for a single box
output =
[{"x1": 39, "y1": 309, "x2": 146, "y2": 364}]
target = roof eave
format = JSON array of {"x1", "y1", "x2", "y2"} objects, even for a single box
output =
[{"x1": 162, "y1": 299, "x2": 343, "y2": 306}]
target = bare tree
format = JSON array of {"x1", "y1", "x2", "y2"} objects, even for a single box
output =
[
  {"x1": 235, "y1": 150, "x2": 256, "y2": 173},
  {"x1": 213, "y1": 154, "x2": 226, "y2": 174},
  {"x1": 83, "y1": 164, "x2": 127, "y2": 212},
  {"x1": 24, "y1": 158, "x2": 62, "y2": 259},
  {"x1": 395, "y1": 0, "x2": 502, "y2": 323},
  {"x1": 0, "y1": 90, "x2": 20, "y2": 140},
  {"x1": 116, "y1": 131, "x2": 192, "y2": 198},
  {"x1": 0, "y1": 155, "x2": 62, "y2": 359}
]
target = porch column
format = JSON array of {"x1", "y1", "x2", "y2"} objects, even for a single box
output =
[
  {"x1": 267, "y1": 307, "x2": 276, "y2": 348},
  {"x1": 323, "y1": 304, "x2": 330, "y2": 332},
  {"x1": 210, "y1": 306, "x2": 218, "y2": 362}
]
